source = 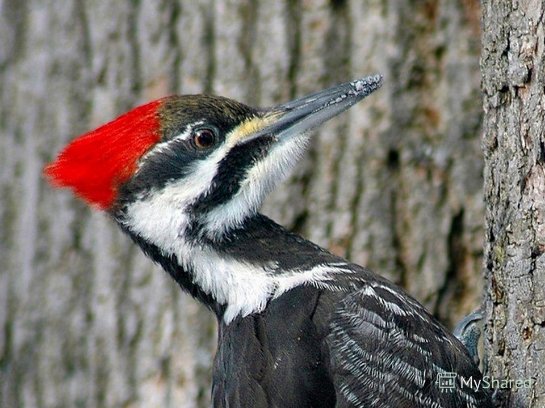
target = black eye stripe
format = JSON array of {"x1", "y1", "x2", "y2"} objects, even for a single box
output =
[{"x1": 189, "y1": 137, "x2": 274, "y2": 215}]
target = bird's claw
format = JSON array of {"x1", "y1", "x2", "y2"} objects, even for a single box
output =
[{"x1": 453, "y1": 307, "x2": 484, "y2": 367}]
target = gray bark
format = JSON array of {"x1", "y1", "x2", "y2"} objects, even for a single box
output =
[
  {"x1": 481, "y1": 1, "x2": 545, "y2": 407},
  {"x1": 1, "y1": 1, "x2": 483, "y2": 407}
]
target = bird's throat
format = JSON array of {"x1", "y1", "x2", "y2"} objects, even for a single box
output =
[{"x1": 120, "y1": 208, "x2": 352, "y2": 324}]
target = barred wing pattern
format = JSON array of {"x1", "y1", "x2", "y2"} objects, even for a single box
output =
[{"x1": 326, "y1": 283, "x2": 493, "y2": 408}]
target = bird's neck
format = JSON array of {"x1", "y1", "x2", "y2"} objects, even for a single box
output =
[{"x1": 120, "y1": 210, "x2": 357, "y2": 323}]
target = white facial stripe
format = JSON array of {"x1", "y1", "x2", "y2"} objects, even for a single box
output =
[
  {"x1": 132, "y1": 121, "x2": 271, "y2": 242},
  {"x1": 137, "y1": 114, "x2": 306, "y2": 237},
  {"x1": 123, "y1": 121, "x2": 321, "y2": 323},
  {"x1": 173, "y1": 120, "x2": 205, "y2": 141},
  {"x1": 123, "y1": 145, "x2": 228, "y2": 253},
  {"x1": 136, "y1": 120, "x2": 206, "y2": 170},
  {"x1": 127, "y1": 195, "x2": 353, "y2": 323},
  {"x1": 123, "y1": 181, "x2": 352, "y2": 324},
  {"x1": 125, "y1": 164, "x2": 350, "y2": 323},
  {"x1": 124, "y1": 191, "x2": 273, "y2": 322},
  {"x1": 203, "y1": 133, "x2": 311, "y2": 238}
]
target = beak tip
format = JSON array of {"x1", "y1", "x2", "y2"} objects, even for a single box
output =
[{"x1": 352, "y1": 74, "x2": 384, "y2": 96}]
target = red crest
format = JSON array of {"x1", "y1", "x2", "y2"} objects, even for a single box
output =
[{"x1": 44, "y1": 99, "x2": 163, "y2": 209}]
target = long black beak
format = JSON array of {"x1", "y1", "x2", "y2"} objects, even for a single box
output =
[{"x1": 245, "y1": 74, "x2": 383, "y2": 143}]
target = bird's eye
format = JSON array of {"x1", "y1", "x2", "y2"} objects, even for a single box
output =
[{"x1": 192, "y1": 128, "x2": 217, "y2": 149}]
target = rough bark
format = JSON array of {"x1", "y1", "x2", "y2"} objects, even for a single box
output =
[
  {"x1": 481, "y1": 1, "x2": 545, "y2": 407},
  {"x1": 1, "y1": 1, "x2": 482, "y2": 407}
]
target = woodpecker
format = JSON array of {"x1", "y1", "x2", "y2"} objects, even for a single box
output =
[{"x1": 45, "y1": 75, "x2": 493, "y2": 408}]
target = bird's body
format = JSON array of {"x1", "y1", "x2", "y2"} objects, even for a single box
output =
[
  {"x1": 127, "y1": 212, "x2": 491, "y2": 407},
  {"x1": 45, "y1": 76, "x2": 493, "y2": 407}
]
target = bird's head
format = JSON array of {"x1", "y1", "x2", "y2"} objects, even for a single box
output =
[{"x1": 45, "y1": 75, "x2": 382, "y2": 242}]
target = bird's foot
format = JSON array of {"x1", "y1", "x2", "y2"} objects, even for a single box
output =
[{"x1": 453, "y1": 306, "x2": 484, "y2": 367}]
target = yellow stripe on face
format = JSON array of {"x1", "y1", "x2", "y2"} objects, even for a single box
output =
[{"x1": 227, "y1": 113, "x2": 281, "y2": 145}]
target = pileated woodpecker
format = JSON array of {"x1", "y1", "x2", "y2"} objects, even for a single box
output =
[{"x1": 45, "y1": 75, "x2": 492, "y2": 407}]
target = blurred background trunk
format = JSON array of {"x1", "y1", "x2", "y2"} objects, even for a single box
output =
[
  {"x1": 481, "y1": 1, "x2": 545, "y2": 407},
  {"x1": 1, "y1": 1, "x2": 483, "y2": 407}
]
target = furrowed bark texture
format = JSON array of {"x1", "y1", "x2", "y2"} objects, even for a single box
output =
[
  {"x1": 1, "y1": 1, "x2": 482, "y2": 407},
  {"x1": 482, "y1": 1, "x2": 545, "y2": 407}
]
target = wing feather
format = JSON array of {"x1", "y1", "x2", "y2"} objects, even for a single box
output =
[{"x1": 326, "y1": 283, "x2": 493, "y2": 408}]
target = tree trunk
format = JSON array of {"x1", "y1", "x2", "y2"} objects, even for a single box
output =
[
  {"x1": 481, "y1": 1, "x2": 545, "y2": 407},
  {"x1": 1, "y1": 1, "x2": 482, "y2": 407}
]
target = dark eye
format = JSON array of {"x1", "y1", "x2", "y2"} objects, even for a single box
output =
[{"x1": 192, "y1": 128, "x2": 217, "y2": 149}]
